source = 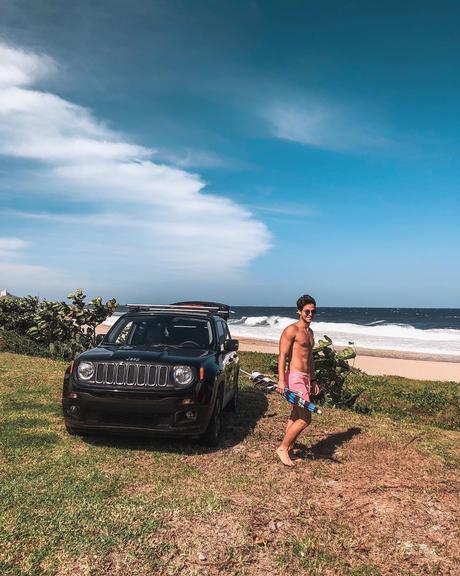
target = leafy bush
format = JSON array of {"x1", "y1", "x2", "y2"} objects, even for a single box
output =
[
  {"x1": 0, "y1": 289, "x2": 117, "y2": 360},
  {"x1": 0, "y1": 329, "x2": 52, "y2": 358},
  {"x1": 313, "y1": 336, "x2": 359, "y2": 408},
  {"x1": 269, "y1": 335, "x2": 359, "y2": 408},
  {"x1": 0, "y1": 296, "x2": 39, "y2": 336}
]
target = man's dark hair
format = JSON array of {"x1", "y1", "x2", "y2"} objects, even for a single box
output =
[{"x1": 297, "y1": 294, "x2": 316, "y2": 310}]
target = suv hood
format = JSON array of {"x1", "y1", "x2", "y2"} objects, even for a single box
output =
[{"x1": 78, "y1": 345, "x2": 214, "y2": 364}]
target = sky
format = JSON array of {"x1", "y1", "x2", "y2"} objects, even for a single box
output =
[{"x1": 0, "y1": 0, "x2": 459, "y2": 307}]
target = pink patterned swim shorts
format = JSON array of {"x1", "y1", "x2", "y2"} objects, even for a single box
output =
[{"x1": 285, "y1": 371, "x2": 311, "y2": 402}]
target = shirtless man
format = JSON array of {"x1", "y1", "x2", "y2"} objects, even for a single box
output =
[{"x1": 276, "y1": 294, "x2": 319, "y2": 467}]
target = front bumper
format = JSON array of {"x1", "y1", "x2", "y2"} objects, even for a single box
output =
[{"x1": 62, "y1": 388, "x2": 213, "y2": 437}]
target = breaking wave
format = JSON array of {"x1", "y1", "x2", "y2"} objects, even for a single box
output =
[{"x1": 228, "y1": 315, "x2": 460, "y2": 356}]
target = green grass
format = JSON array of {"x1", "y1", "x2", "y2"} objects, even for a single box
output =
[
  {"x1": 238, "y1": 351, "x2": 460, "y2": 430},
  {"x1": 1, "y1": 351, "x2": 459, "y2": 575},
  {"x1": 345, "y1": 370, "x2": 460, "y2": 430},
  {"x1": 0, "y1": 353, "x2": 226, "y2": 574}
]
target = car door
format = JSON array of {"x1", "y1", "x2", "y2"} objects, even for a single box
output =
[
  {"x1": 215, "y1": 319, "x2": 231, "y2": 404},
  {"x1": 218, "y1": 320, "x2": 237, "y2": 405},
  {"x1": 223, "y1": 321, "x2": 239, "y2": 397}
]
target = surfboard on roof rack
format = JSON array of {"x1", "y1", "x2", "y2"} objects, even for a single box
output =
[
  {"x1": 127, "y1": 303, "x2": 219, "y2": 317},
  {"x1": 125, "y1": 302, "x2": 230, "y2": 320},
  {"x1": 171, "y1": 301, "x2": 231, "y2": 320}
]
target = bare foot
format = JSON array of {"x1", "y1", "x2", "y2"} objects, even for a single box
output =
[{"x1": 276, "y1": 446, "x2": 295, "y2": 467}]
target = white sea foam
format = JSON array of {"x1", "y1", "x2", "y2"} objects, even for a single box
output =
[{"x1": 228, "y1": 315, "x2": 460, "y2": 356}]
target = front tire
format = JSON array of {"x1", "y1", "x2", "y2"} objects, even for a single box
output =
[
  {"x1": 65, "y1": 423, "x2": 90, "y2": 436},
  {"x1": 200, "y1": 394, "x2": 223, "y2": 447},
  {"x1": 65, "y1": 423, "x2": 78, "y2": 436}
]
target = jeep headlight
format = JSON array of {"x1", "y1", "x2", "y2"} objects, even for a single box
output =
[
  {"x1": 77, "y1": 361, "x2": 95, "y2": 381},
  {"x1": 172, "y1": 365, "x2": 193, "y2": 386}
]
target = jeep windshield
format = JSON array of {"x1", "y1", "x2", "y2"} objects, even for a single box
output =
[{"x1": 104, "y1": 315, "x2": 214, "y2": 349}]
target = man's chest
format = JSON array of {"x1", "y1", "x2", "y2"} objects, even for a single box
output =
[{"x1": 294, "y1": 329, "x2": 314, "y2": 350}]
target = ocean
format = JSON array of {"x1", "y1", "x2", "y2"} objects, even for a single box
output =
[
  {"x1": 228, "y1": 307, "x2": 460, "y2": 357},
  {"x1": 108, "y1": 306, "x2": 460, "y2": 358}
]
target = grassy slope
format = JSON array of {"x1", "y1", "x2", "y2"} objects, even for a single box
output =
[
  {"x1": 1, "y1": 351, "x2": 459, "y2": 576},
  {"x1": 241, "y1": 351, "x2": 460, "y2": 430}
]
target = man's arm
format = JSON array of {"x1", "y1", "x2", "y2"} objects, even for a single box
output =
[
  {"x1": 309, "y1": 329, "x2": 319, "y2": 395},
  {"x1": 277, "y1": 326, "x2": 295, "y2": 392}
]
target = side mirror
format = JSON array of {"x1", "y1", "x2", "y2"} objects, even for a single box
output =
[
  {"x1": 224, "y1": 339, "x2": 239, "y2": 352},
  {"x1": 95, "y1": 333, "x2": 105, "y2": 345}
]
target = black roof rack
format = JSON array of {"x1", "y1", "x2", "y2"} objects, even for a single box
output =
[
  {"x1": 171, "y1": 301, "x2": 230, "y2": 320},
  {"x1": 126, "y1": 302, "x2": 230, "y2": 320}
]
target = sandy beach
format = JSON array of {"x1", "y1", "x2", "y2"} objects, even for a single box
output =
[{"x1": 97, "y1": 323, "x2": 460, "y2": 382}]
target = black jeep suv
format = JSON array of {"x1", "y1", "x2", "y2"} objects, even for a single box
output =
[{"x1": 62, "y1": 302, "x2": 239, "y2": 445}]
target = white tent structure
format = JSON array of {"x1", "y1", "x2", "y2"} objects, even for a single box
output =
[{"x1": 0, "y1": 289, "x2": 18, "y2": 299}]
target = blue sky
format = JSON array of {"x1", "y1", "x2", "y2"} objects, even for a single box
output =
[{"x1": 0, "y1": 0, "x2": 459, "y2": 306}]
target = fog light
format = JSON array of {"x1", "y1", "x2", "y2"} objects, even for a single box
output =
[
  {"x1": 69, "y1": 392, "x2": 78, "y2": 399},
  {"x1": 68, "y1": 405, "x2": 79, "y2": 416},
  {"x1": 185, "y1": 410, "x2": 197, "y2": 420}
]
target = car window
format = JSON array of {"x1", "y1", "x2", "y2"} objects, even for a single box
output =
[
  {"x1": 216, "y1": 320, "x2": 226, "y2": 345},
  {"x1": 167, "y1": 318, "x2": 211, "y2": 347},
  {"x1": 113, "y1": 321, "x2": 133, "y2": 345},
  {"x1": 106, "y1": 316, "x2": 212, "y2": 348},
  {"x1": 131, "y1": 320, "x2": 166, "y2": 345},
  {"x1": 207, "y1": 322, "x2": 214, "y2": 346}
]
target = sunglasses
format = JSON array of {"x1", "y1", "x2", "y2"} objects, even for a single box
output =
[{"x1": 303, "y1": 309, "x2": 316, "y2": 316}]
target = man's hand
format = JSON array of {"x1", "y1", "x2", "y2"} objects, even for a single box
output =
[{"x1": 276, "y1": 385, "x2": 285, "y2": 395}]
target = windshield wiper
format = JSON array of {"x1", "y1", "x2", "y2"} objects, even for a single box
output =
[{"x1": 143, "y1": 343, "x2": 181, "y2": 349}]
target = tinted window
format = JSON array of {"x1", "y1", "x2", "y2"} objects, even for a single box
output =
[
  {"x1": 216, "y1": 320, "x2": 226, "y2": 345},
  {"x1": 106, "y1": 315, "x2": 212, "y2": 348},
  {"x1": 113, "y1": 321, "x2": 133, "y2": 345}
]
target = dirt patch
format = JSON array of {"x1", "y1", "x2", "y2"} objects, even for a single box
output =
[
  {"x1": 303, "y1": 432, "x2": 460, "y2": 574},
  {"x1": 139, "y1": 399, "x2": 460, "y2": 575}
]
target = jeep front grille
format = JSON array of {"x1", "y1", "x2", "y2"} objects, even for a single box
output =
[{"x1": 92, "y1": 362, "x2": 171, "y2": 388}]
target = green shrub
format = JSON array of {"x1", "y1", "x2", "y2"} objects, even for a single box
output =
[
  {"x1": 269, "y1": 335, "x2": 359, "y2": 409},
  {"x1": 28, "y1": 288, "x2": 117, "y2": 350},
  {"x1": 0, "y1": 289, "x2": 117, "y2": 360},
  {"x1": 347, "y1": 370, "x2": 460, "y2": 430},
  {"x1": 0, "y1": 329, "x2": 52, "y2": 358},
  {"x1": 0, "y1": 295, "x2": 39, "y2": 335}
]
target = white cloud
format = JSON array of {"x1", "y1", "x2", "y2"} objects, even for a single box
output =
[
  {"x1": 248, "y1": 203, "x2": 313, "y2": 218},
  {"x1": 0, "y1": 237, "x2": 28, "y2": 250},
  {"x1": 5, "y1": 206, "x2": 269, "y2": 272},
  {"x1": 0, "y1": 43, "x2": 272, "y2": 295},
  {"x1": 0, "y1": 237, "x2": 28, "y2": 259},
  {"x1": 0, "y1": 262, "x2": 65, "y2": 294},
  {"x1": 263, "y1": 99, "x2": 395, "y2": 152},
  {"x1": 0, "y1": 236, "x2": 66, "y2": 294},
  {"x1": 157, "y1": 148, "x2": 253, "y2": 171},
  {"x1": 0, "y1": 86, "x2": 151, "y2": 162},
  {"x1": 0, "y1": 44, "x2": 54, "y2": 87}
]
